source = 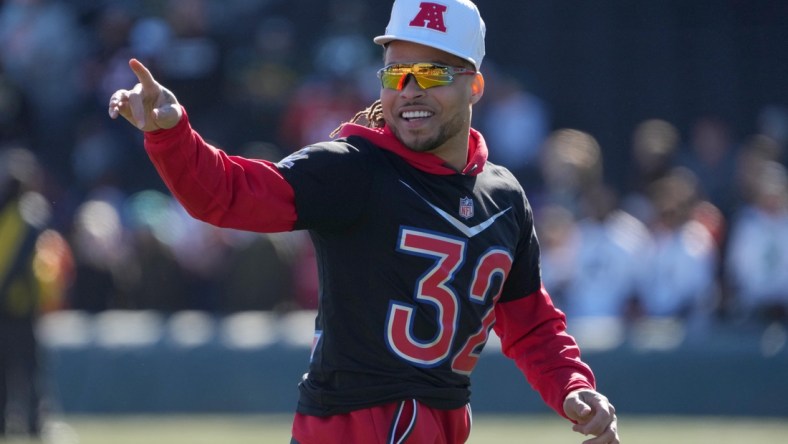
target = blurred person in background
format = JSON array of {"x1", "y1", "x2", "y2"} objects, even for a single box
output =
[
  {"x1": 537, "y1": 128, "x2": 603, "y2": 216},
  {"x1": 0, "y1": 62, "x2": 32, "y2": 145},
  {"x1": 66, "y1": 197, "x2": 128, "y2": 311},
  {"x1": 0, "y1": 0, "x2": 87, "y2": 168},
  {"x1": 107, "y1": 0, "x2": 618, "y2": 442},
  {"x1": 534, "y1": 204, "x2": 577, "y2": 309},
  {"x1": 122, "y1": 190, "x2": 190, "y2": 311},
  {"x1": 1, "y1": 147, "x2": 71, "y2": 438},
  {"x1": 477, "y1": 64, "x2": 549, "y2": 192},
  {"x1": 708, "y1": 133, "x2": 784, "y2": 316},
  {"x1": 678, "y1": 116, "x2": 738, "y2": 219},
  {"x1": 734, "y1": 134, "x2": 784, "y2": 209},
  {"x1": 725, "y1": 161, "x2": 788, "y2": 325},
  {"x1": 155, "y1": 0, "x2": 221, "y2": 114},
  {"x1": 756, "y1": 105, "x2": 788, "y2": 164},
  {"x1": 621, "y1": 118, "x2": 680, "y2": 225},
  {"x1": 223, "y1": 16, "x2": 302, "y2": 148},
  {"x1": 634, "y1": 168, "x2": 719, "y2": 325},
  {"x1": 559, "y1": 183, "x2": 650, "y2": 324}
]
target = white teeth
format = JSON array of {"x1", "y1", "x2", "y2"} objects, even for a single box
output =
[{"x1": 402, "y1": 110, "x2": 433, "y2": 119}]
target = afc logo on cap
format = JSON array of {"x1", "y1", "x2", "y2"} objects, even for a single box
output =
[{"x1": 409, "y1": 2, "x2": 448, "y2": 32}]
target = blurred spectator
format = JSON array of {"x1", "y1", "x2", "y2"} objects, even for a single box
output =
[
  {"x1": 221, "y1": 229, "x2": 302, "y2": 312},
  {"x1": 537, "y1": 204, "x2": 577, "y2": 307},
  {"x1": 538, "y1": 128, "x2": 603, "y2": 215},
  {"x1": 756, "y1": 105, "x2": 788, "y2": 161},
  {"x1": 0, "y1": 63, "x2": 32, "y2": 145},
  {"x1": 478, "y1": 65, "x2": 549, "y2": 191},
  {"x1": 156, "y1": 0, "x2": 223, "y2": 121},
  {"x1": 67, "y1": 198, "x2": 128, "y2": 311},
  {"x1": 279, "y1": 76, "x2": 368, "y2": 150},
  {"x1": 734, "y1": 134, "x2": 783, "y2": 207},
  {"x1": 634, "y1": 168, "x2": 719, "y2": 322},
  {"x1": 621, "y1": 118, "x2": 680, "y2": 225},
  {"x1": 223, "y1": 15, "x2": 301, "y2": 147},
  {"x1": 312, "y1": 0, "x2": 376, "y2": 83},
  {"x1": 70, "y1": 116, "x2": 127, "y2": 194},
  {"x1": 122, "y1": 190, "x2": 189, "y2": 312},
  {"x1": 725, "y1": 161, "x2": 788, "y2": 325},
  {"x1": 83, "y1": 3, "x2": 139, "y2": 106},
  {"x1": 559, "y1": 184, "x2": 651, "y2": 322},
  {"x1": 679, "y1": 116, "x2": 739, "y2": 218},
  {"x1": 278, "y1": 0, "x2": 374, "y2": 150},
  {"x1": 0, "y1": 147, "x2": 70, "y2": 437},
  {"x1": 0, "y1": 0, "x2": 87, "y2": 165}
]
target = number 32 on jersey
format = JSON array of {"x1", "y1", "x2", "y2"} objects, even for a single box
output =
[{"x1": 385, "y1": 227, "x2": 513, "y2": 375}]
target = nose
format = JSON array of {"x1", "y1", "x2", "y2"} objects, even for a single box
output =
[{"x1": 398, "y1": 74, "x2": 426, "y2": 98}]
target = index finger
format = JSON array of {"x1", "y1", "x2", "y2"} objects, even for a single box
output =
[{"x1": 129, "y1": 58, "x2": 157, "y2": 90}]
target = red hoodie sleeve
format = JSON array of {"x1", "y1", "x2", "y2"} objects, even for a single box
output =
[
  {"x1": 493, "y1": 284, "x2": 595, "y2": 419},
  {"x1": 143, "y1": 108, "x2": 297, "y2": 232}
]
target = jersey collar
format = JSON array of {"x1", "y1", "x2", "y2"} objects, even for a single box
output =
[{"x1": 335, "y1": 123, "x2": 488, "y2": 176}]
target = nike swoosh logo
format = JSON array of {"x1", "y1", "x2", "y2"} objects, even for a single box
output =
[{"x1": 400, "y1": 180, "x2": 512, "y2": 238}]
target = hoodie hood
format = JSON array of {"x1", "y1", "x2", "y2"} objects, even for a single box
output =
[{"x1": 335, "y1": 123, "x2": 488, "y2": 176}]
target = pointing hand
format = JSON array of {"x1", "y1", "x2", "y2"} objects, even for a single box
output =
[{"x1": 108, "y1": 59, "x2": 182, "y2": 131}]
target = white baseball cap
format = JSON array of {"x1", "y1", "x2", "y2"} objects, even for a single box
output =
[{"x1": 374, "y1": 0, "x2": 486, "y2": 71}]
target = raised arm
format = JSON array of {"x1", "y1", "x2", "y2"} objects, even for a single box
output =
[{"x1": 108, "y1": 59, "x2": 297, "y2": 233}]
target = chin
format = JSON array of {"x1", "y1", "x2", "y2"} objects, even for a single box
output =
[
  {"x1": 405, "y1": 141, "x2": 439, "y2": 153},
  {"x1": 396, "y1": 130, "x2": 443, "y2": 153}
]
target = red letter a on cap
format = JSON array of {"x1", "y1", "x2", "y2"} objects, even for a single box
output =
[{"x1": 409, "y1": 2, "x2": 448, "y2": 32}]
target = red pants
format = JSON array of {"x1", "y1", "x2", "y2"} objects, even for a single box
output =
[{"x1": 291, "y1": 400, "x2": 472, "y2": 444}]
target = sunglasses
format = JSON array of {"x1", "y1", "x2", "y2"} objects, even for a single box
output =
[{"x1": 377, "y1": 63, "x2": 476, "y2": 90}]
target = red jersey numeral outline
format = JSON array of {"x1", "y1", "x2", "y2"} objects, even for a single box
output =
[{"x1": 385, "y1": 228, "x2": 513, "y2": 374}]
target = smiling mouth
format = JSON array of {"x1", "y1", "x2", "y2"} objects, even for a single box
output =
[{"x1": 401, "y1": 110, "x2": 434, "y2": 121}]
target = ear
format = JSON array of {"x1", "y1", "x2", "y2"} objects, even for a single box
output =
[{"x1": 470, "y1": 73, "x2": 485, "y2": 104}]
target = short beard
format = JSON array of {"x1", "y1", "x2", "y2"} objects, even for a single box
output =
[{"x1": 394, "y1": 111, "x2": 467, "y2": 153}]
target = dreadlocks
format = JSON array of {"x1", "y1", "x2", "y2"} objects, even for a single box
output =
[{"x1": 330, "y1": 99, "x2": 385, "y2": 138}]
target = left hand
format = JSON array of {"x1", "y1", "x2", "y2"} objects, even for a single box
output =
[{"x1": 563, "y1": 389, "x2": 619, "y2": 443}]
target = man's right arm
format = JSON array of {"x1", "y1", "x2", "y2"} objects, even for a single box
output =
[
  {"x1": 109, "y1": 58, "x2": 297, "y2": 233},
  {"x1": 143, "y1": 108, "x2": 297, "y2": 233}
]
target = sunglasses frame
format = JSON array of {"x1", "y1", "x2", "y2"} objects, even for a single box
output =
[{"x1": 377, "y1": 63, "x2": 477, "y2": 91}]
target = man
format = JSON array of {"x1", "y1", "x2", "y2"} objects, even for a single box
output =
[
  {"x1": 109, "y1": 0, "x2": 619, "y2": 442},
  {"x1": 0, "y1": 148, "x2": 48, "y2": 437}
]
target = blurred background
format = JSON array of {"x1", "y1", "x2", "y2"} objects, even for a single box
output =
[{"x1": 1, "y1": 0, "x2": 787, "y2": 440}]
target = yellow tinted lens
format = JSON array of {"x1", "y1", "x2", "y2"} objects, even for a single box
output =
[
  {"x1": 411, "y1": 64, "x2": 452, "y2": 76},
  {"x1": 380, "y1": 71, "x2": 406, "y2": 89},
  {"x1": 379, "y1": 64, "x2": 454, "y2": 90},
  {"x1": 413, "y1": 74, "x2": 452, "y2": 89},
  {"x1": 407, "y1": 63, "x2": 453, "y2": 89}
]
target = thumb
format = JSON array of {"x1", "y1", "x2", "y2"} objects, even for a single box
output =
[
  {"x1": 567, "y1": 399, "x2": 593, "y2": 435},
  {"x1": 564, "y1": 392, "x2": 593, "y2": 422},
  {"x1": 573, "y1": 400, "x2": 592, "y2": 420},
  {"x1": 151, "y1": 104, "x2": 182, "y2": 130}
]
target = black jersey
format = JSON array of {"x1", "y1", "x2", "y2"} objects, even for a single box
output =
[
  {"x1": 278, "y1": 132, "x2": 542, "y2": 416},
  {"x1": 144, "y1": 111, "x2": 594, "y2": 419}
]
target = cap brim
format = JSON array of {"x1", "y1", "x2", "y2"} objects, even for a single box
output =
[{"x1": 373, "y1": 35, "x2": 394, "y2": 45}]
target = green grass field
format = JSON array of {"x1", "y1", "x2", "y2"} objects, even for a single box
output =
[{"x1": 2, "y1": 414, "x2": 787, "y2": 444}]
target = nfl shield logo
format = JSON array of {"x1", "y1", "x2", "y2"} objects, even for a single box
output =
[{"x1": 459, "y1": 197, "x2": 474, "y2": 220}]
